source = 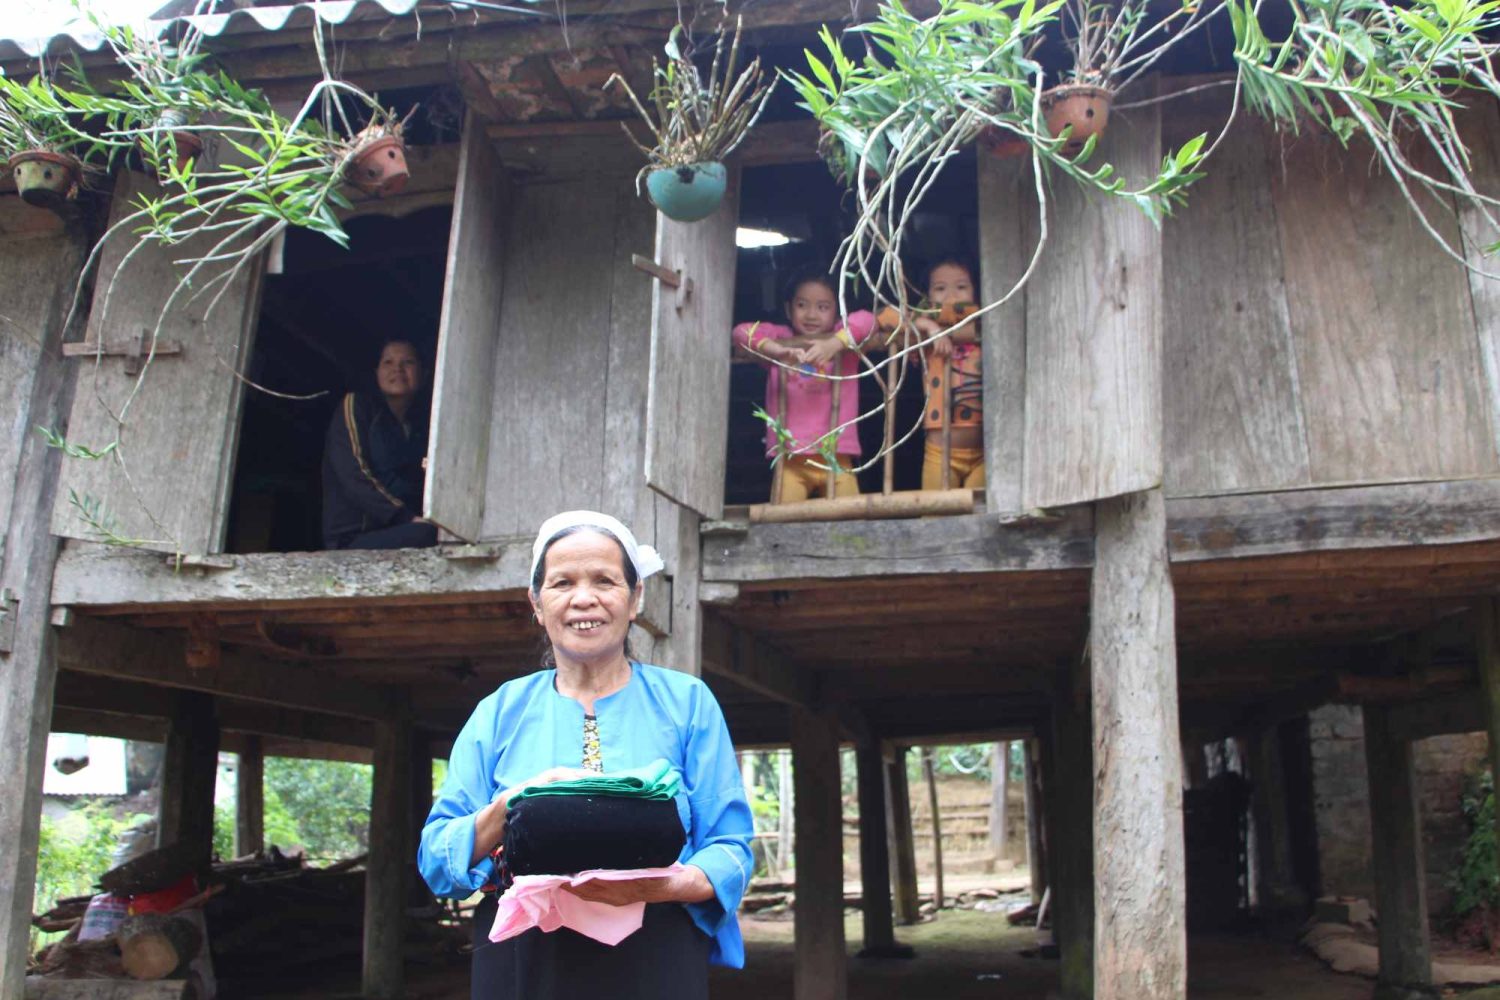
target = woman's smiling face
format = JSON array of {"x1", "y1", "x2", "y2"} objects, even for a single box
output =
[{"x1": 531, "y1": 530, "x2": 640, "y2": 667}]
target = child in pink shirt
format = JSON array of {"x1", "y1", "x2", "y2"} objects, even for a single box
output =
[{"x1": 731, "y1": 268, "x2": 877, "y2": 502}]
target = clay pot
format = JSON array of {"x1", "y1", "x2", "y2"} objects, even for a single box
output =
[
  {"x1": 143, "y1": 110, "x2": 203, "y2": 175},
  {"x1": 346, "y1": 134, "x2": 410, "y2": 197},
  {"x1": 1040, "y1": 84, "x2": 1114, "y2": 152},
  {"x1": 978, "y1": 124, "x2": 1030, "y2": 159},
  {"x1": 7, "y1": 150, "x2": 81, "y2": 209},
  {"x1": 645, "y1": 161, "x2": 727, "y2": 222},
  {"x1": 167, "y1": 130, "x2": 204, "y2": 173}
]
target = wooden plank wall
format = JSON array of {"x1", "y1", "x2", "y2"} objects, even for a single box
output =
[
  {"x1": 1456, "y1": 99, "x2": 1500, "y2": 461},
  {"x1": 424, "y1": 113, "x2": 510, "y2": 542},
  {"x1": 1020, "y1": 97, "x2": 1164, "y2": 509},
  {"x1": 1163, "y1": 88, "x2": 1497, "y2": 494},
  {"x1": 976, "y1": 153, "x2": 1030, "y2": 513},
  {"x1": 982, "y1": 85, "x2": 1500, "y2": 507},
  {"x1": 643, "y1": 170, "x2": 740, "y2": 521},
  {"x1": 1271, "y1": 133, "x2": 1494, "y2": 484},
  {"x1": 1160, "y1": 91, "x2": 1309, "y2": 495},
  {"x1": 477, "y1": 157, "x2": 702, "y2": 671},
  {"x1": 52, "y1": 169, "x2": 263, "y2": 553},
  {"x1": 0, "y1": 202, "x2": 83, "y2": 566}
]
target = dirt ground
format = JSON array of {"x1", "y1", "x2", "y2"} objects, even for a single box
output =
[
  {"x1": 253, "y1": 906, "x2": 1383, "y2": 999},
  {"x1": 707, "y1": 910, "x2": 1375, "y2": 1000}
]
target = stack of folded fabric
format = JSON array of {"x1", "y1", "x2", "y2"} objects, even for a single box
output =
[{"x1": 503, "y1": 759, "x2": 686, "y2": 877}]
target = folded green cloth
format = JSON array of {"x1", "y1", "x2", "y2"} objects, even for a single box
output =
[{"x1": 509, "y1": 758, "x2": 682, "y2": 803}]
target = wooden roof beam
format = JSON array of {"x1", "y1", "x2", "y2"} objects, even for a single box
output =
[
  {"x1": 51, "y1": 540, "x2": 533, "y2": 613},
  {"x1": 704, "y1": 478, "x2": 1500, "y2": 583},
  {"x1": 55, "y1": 615, "x2": 396, "y2": 721},
  {"x1": 701, "y1": 613, "x2": 815, "y2": 709}
]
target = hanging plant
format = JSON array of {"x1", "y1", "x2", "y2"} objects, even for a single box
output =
[
  {"x1": 342, "y1": 108, "x2": 412, "y2": 197},
  {"x1": 96, "y1": 18, "x2": 213, "y2": 177},
  {"x1": 1231, "y1": 0, "x2": 1500, "y2": 265},
  {"x1": 607, "y1": 17, "x2": 775, "y2": 222},
  {"x1": 0, "y1": 72, "x2": 100, "y2": 209},
  {"x1": 1047, "y1": 0, "x2": 1223, "y2": 150}
]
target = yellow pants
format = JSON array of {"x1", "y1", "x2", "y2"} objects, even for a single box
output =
[
  {"x1": 921, "y1": 441, "x2": 986, "y2": 490},
  {"x1": 774, "y1": 454, "x2": 860, "y2": 502}
]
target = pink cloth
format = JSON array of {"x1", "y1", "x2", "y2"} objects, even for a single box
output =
[
  {"x1": 488, "y1": 864, "x2": 686, "y2": 947},
  {"x1": 732, "y1": 311, "x2": 877, "y2": 457}
]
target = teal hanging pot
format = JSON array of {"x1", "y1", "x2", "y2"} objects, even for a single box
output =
[{"x1": 645, "y1": 162, "x2": 727, "y2": 223}]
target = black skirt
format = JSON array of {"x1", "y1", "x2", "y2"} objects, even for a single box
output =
[{"x1": 471, "y1": 893, "x2": 710, "y2": 1000}]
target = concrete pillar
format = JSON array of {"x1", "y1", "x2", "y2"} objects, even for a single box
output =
[{"x1": 792, "y1": 705, "x2": 846, "y2": 1000}]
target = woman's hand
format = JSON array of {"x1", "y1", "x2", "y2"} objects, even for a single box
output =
[
  {"x1": 471, "y1": 767, "x2": 594, "y2": 866},
  {"x1": 562, "y1": 866, "x2": 715, "y2": 907}
]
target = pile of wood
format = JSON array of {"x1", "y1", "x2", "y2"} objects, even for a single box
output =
[{"x1": 31, "y1": 845, "x2": 463, "y2": 998}]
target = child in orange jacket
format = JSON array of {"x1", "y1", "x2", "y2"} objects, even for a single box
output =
[{"x1": 878, "y1": 258, "x2": 984, "y2": 491}]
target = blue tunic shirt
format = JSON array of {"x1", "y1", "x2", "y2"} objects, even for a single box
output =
[{"x1": 418, "y1": 662, "x2": 755, "y2": 968}]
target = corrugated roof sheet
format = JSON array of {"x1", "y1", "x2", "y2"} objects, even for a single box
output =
[{"x1": 1, "y1": 0, "x2": 438, "y2": 63}]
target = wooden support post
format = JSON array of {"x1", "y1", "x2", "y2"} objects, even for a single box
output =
[
  {"x1": 855, "y1": 738, "x2": 912, "y2": 959},
  {"x1": 1024, "y1": 738, "x2": 1047, "y2": 905},
  {"x1": 1248, "y1": 725, "x2": 1304, "y2": 914},
  {"x1": 990, "y1": 742, "x2": 1010, "y2": 862},
  {"x1": 235, "y1": 735, "x2": 264, "y2": 858},
  {"x1": 0, "y1": 219, "x2": 86, "y2": 1000},
  {"x1": 1476, "y1": 598, "x2": 1500, "y2": 858},
  {"x1": 157, "y1": 691, "x2": 219, "y2": 867},
  {"x1": 1046, "y1": 671, "x2": 1095, "y2": 1000},
  {"x1": 363, "y1": 710, "x2": 413, "y2": 1000},
  {"x1": 409, "y1": 730, "x2": 433, "y2": 905},
  {"x1": 778, "y1": 749, "x2": 794, "y2": 874},
  {"x1": 886, "y1": 749, "x2": 920, "y2": 926},
  {"x1": 1092, "y1": 489, "x2": 1186, "y2": 1000},
  {"x1": 1363, "y1": 703, "x2": 1435, "y2": 1000},
  {"x1": 792, "y1": 705, "x2": 846, "y2": 1000},
  {"x1": 922, "y1": 748, "x2": 945, "y2": 909}
]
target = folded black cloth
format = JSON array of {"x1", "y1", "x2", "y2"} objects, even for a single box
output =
[{"x1": 503, "y1": 794, "x2": 686, "y2": 878}]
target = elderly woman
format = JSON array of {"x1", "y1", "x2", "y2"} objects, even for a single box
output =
[{"x1": 418, "y1": 511, "x2": 754, "y2": 999}]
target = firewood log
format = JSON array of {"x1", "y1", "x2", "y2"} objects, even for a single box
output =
[{"x1": 117, "y1": 913, "x2": 202, "y2": 981}]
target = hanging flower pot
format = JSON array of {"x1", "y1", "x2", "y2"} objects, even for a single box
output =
[
  {"x1": 345, "y1": 132, "x2": 409, "y2": 197},
  {"x1": 1041, "y1": 84, "x2": 1113, "y2": 152},
  {"x1": 978, "y1": 125, "x2": 1030, "y2": 159},
  {"x1": 143, "y1": 109, "x2": 203, "y2": 175},
  {"x1": 167, "y1": 130, "x2": 204, "y2": 173},
  {"x1": 7, "y1": 150, "x2": 81, "y2": 209},
  {"x1": 645, "y1": 161, "x2": 727, "y2": 223}
]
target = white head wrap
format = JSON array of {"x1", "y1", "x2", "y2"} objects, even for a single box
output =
[{"x1": 529, "y1": 510, "x2": 665, "y2": 589}]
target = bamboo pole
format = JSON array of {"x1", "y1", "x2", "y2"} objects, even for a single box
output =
[
  {"x1": 883, "y1": 336, "x2": 898, "y2": 495},
  {"x1": 826, "y1": 376, "x2": 842, "y2": 498},
  {"x1": 771, "y1": 373, "x2": 789, "y2": 504},
  {"x1": 922, "y1": 748, "x2": 945, "y2": 910},
  {"x1": 939, "y1": 356, "x2": 952, "y2": 490},
  {"x1": 747, "y1": 488, "x2": 976, "y2": 524}
]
